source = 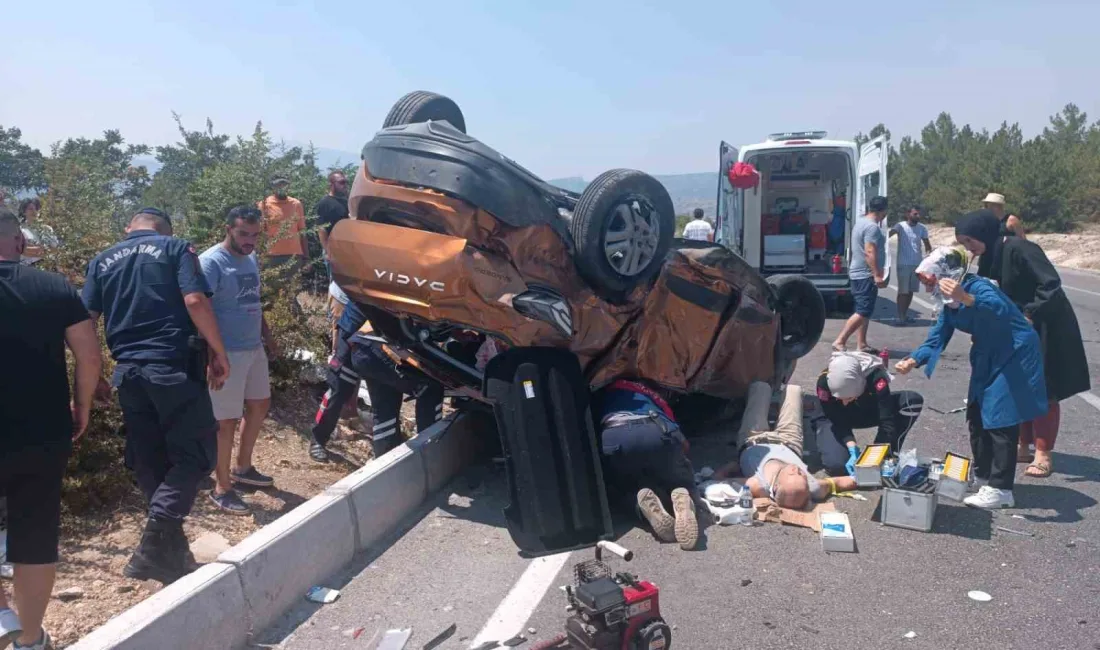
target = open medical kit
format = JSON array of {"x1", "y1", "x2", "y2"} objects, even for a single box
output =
[{"x1": 853, "y1": 443, "x2": 891, "y2": 487}]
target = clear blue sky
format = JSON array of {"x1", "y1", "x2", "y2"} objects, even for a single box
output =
[{"x1": 2, "y1": 0, "x2": 1097, "y2": 179}]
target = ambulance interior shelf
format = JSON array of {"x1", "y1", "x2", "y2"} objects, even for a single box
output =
[{"x1": 761, "y1": 202, "x2": 831, "y2": 271}]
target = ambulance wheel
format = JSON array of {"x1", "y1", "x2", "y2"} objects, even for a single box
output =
[
  {"x1": 382, "y1": 91, "x2": 467, "y2": 134},
  {"x1": 767, "y1": 274, "x2": 826, "y2": 360},
  {"x1": 630, "y1": 618, "x2": 672, "y2": 650}
]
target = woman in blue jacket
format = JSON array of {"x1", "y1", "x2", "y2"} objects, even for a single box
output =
[{"x1": 896, "y1": 249, "x2": 1047, "y2": 509}]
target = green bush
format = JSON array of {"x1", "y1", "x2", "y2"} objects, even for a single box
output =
[{"x1": 18, "y1": 123, "x2": 340, "y2": 515}]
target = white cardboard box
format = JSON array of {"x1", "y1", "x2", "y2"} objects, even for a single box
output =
[{"x1": 820, "y1": 512, "x2": 855, "y2": 553}]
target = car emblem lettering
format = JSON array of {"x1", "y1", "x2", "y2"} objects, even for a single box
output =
[{"x1": 372, "y1": 269, "x2": 445, "y2": 292}]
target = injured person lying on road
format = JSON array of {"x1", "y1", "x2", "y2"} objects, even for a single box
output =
[
  {"x1": 596, "y1": 380, "x2": 700, "y2": 552},
  {"x1": 715, "y1": 382, "x2": 858, "y2": 509},
  {"x1": 816, "y1": 351, "x2": 925, "y2": 476}
]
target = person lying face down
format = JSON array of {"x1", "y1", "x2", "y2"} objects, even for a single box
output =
[{"x1": 715, "y1": 383, "x2": 858, "y2": 510}]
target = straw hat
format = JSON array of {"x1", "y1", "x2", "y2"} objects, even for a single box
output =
[{"x1": 982, "y1": 192, "x2": 1005, "y2": 205}]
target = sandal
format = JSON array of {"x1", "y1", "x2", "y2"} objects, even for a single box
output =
[
  {"x1": 1024, "y1": 461, "x2": 1052, "y2": 478},
  {"x1": 858, "y1": 346, "x2": 879, "y2": 355},
  {"x1": 831, "y1": 343, "x2": 847, "y2": 352}
]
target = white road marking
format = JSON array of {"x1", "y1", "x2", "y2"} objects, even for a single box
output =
[
  {"x1": 881, "y1": 284, "x2": 936, "y2": 312},
  {"x1": 1062, "y1": 284, "x2": 1100, "y2": 298},
  {"x1": 468, "y1": 551, "x2": 572, "y2": 648},
  {"x1": 1077, "y1": 391, "x2": 1100, "y2": 412}
]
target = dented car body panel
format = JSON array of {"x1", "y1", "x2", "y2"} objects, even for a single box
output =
[{"x1": 329, "y1": 159, "x2": 782, "y2": 401}]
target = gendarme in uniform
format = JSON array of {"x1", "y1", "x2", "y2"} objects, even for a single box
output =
[{"x1": 82, "y1": 208, "x2": 218, "y2": 584}]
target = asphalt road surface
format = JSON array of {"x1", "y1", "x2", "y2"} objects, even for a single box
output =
[{"x1": 262, "y1": 266, "x2": 1100, "y2": 650}]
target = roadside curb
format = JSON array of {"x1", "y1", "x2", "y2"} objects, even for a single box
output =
[{"x1": 68, "y1": 411, "x2": 484, "y2": 650}]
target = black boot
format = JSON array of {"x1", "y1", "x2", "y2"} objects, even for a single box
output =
[
  {"x1": 165, "y1": 520, "x2": 199, "y2": 574},
  {"x1": 123, "y1": 517, "x2": 187, "y2": 584},
  {"x1": 369, "y1": 434, "x2": 400, "y2": 458}
]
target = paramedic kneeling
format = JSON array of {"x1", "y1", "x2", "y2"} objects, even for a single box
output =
[
  {"x1": 817, "y1": 351, "x2": 924, "y2": 475},
  {"x1": 597, "y1": 381, "x2": 699, "y2": 551},
  {"x1": 82, "y1": 208, "x2": 229, "y2": 585}
]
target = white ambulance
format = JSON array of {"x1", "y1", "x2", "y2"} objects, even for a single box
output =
[{"x1": 714, "y1": 131, "x2": 889, "y2": 313}]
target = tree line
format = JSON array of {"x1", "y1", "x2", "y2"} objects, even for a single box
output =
[{"x1": 855, "y1": 103, "x2": 1099, "y2": 231}]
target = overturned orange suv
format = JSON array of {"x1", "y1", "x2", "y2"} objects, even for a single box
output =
[
  {"x1": 329, "y1": 91, "x2": 826, "y2": 553},
  {"x1": 328, "y1": 91, "x2": 826, "y2": 410}
]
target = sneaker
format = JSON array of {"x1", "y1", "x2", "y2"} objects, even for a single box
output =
[
  {"x1": 13, "y1": 629, "x2": 51, "y2": 650},
  {"x1": 0, "y1": 608, "x2": 22, "y2": 649},
  {"x1": 230, "y1": 466, "x2": 274, "y2": 488},
  {"x1": 635, "y1": 489, "x2": 676, "y2": 543},
  {"x1": 969, "y1": 477, "x2": 989, "y2": 492},
  {"x1": 308, "y1": 441, "x2": 329, "y2": 463},
  {"x1": 209, "y1": 490, "x2": 251, "y2": 516},
  {"x1": 963, "y1": 485, "x2": 1015, "y2": 510},
  {"x1": 671, "y1": 488, "x2": 700, "y2": 551}
]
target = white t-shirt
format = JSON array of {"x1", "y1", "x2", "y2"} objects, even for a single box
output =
[
  {"x1": 682, "y1": 219, "x2": 714, "y2": 241},
  {"x1": 892, "y1": 221, "x2": 929, "y2": 267}
]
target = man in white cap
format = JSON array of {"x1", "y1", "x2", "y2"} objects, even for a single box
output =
[{"x1": 981, "y1": 193, "x2": 1026, "y2": 240}]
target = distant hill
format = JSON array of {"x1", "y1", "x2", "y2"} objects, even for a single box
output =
[
  {"x1": 132, "y1": 148, "x2": 716, "y2": 217},
  {"x1": 549, "y1": 172, "x2": 715, "y2": 217}
]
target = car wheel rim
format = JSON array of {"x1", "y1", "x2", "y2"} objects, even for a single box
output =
[{"x1": 603, "y1": 197, "x2": 660, "y2": 277}]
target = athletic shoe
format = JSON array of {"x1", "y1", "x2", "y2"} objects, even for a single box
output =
[
  {"x1": 309, "y1": 441, "x2": 329, "y2": 463},
  {"x1": 671, "y1": 488, "x2": 700, "y2": 551},
  {"x1": 231, "y1": 466, "x2": 275, "y2": 488},
  {"x1": 963, "y1": 485, "x2": 1015, "y2": 510},
  {"x1": 209, "y1": 490, "x2": 251, "y2": 516},
  {"x1": 635, "y1": 488, "x2": 676, "y2": 543},
  {"x1": 12, "y1": 629, "x2": 51, "y2": 650},
  {"x1": 0, "y1": 607, "x2": 22, "y2": 650}
]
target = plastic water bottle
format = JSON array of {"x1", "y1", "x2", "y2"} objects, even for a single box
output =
[
  {"x1": 738, "y1": 486, "x2": 754, "y2": 526},
  {"x1": 881, "y1": 458, "x2": 898, "y2": 480}
]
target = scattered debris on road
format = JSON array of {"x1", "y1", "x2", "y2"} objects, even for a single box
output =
[
  {"x1": 994, "y1": 525, "x2": 1034, "y2": 537},
  {"x1": 377, "y1": 628, "x2": 412, "y2": 650},
  {"x1": 422, "y1": 622, "x2": 456, "y2": 650},
  {"x1": 967, "y1": 590, "x2": 993, "y2": 602},
  {"x1": 304, "y1": 586, "x2": 340, "y2": 604},
  {"x1": 904, "y1": 631, "x2": 917, "y2": 639}
]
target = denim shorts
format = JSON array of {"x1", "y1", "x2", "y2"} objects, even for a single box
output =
[{"x1": 851, "y1": 277, "x2": 879, "y2": 317}]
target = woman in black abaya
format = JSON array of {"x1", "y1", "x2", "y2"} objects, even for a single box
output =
[{"x1": 954, "y1": 209, "x2": 1091, "y2": 478}]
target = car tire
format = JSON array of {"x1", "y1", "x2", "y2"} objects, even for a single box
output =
[
  {"x1": 570, "y1": 169, "x2": 675, "y2": 299},
  {"x1": 767, "y1": 274, "x2": 826, "y2": 360},
  {"x1": 382, "y1": 91, "x2": 467, "y2": 134}
]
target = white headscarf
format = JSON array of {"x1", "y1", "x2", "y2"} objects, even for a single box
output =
[{"x1": 826, "y1": 351, "x2": 883, "y2": 399}]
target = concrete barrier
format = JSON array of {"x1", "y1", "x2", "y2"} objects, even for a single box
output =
[
  {"x1": 67, "y1": 562, "x2": 249, "y2": 650},
  {"x1": 327, "y1": 442, "x2": 426, "y2": 551},
  {"x1": 218, "y1": 490, "x2": 357, "y2": 636},
  {"x1": 412, "y1": 409, "x2": 490, "y2": 493},
  {"x1": 70, "y1": 411, "x2": 488, "y2": 649}
]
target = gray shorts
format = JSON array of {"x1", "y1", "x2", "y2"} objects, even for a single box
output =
[
  {"x1": 210, "y1": 348, "x2": 271, "y2": 421},
  {"x1": 896, "y1": 265, "x2": 920, "y2": 294}
]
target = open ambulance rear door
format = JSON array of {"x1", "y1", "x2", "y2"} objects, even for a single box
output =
[
  {"x1": 854, "y1": 135, "x2": 890, "y2": 282},
  {"x1": 714, "y1": 141, "x2": 742, "y2": 254}
]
